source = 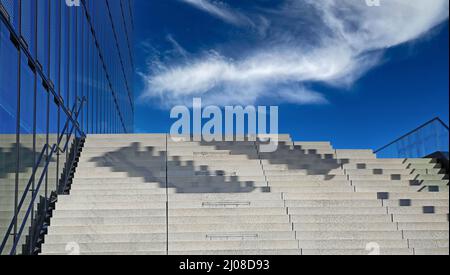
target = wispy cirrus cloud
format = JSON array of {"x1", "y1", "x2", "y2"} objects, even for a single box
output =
[
  {"x1": 140, "y1": 0, "x2": 449, "y2": 108},
  {"x1": 179, "y1": 0, "x2": 253, "y2": 26}
]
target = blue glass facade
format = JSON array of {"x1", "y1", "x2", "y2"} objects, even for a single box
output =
[{"x1": 0, "y1": 0, "x2": 134, "y2": 254}]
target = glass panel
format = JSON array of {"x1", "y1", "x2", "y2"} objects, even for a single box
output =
[
  {"x1": 16, "y1": 52, "x2": 35, "y2": 255},
  {"x1": 377, "y1": 119, "x2": 450, "y2": 159},
  {"x1": 0, "y1": 20, "x2": 19, "y2": 255}
]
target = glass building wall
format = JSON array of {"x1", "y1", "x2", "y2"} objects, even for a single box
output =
[{"x1": 0, "y1": 0, "x2": 134, "y2": 254}]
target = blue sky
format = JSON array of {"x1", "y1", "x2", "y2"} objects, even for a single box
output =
[{"x1": 133, "y1": 0, "x2": 449, "y2": 150}]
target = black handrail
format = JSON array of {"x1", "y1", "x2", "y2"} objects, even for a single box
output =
[
  {"x1": 10, "y1": 144, "x2": 57, "y2": 255},
  {"x1": 0, "y1": 98, "x2": 86, "y2": 255},
  {"x1": 375, "y1": 117, "x2": 449, "y2": 154},
  {"x1": 59, "y1": 97, "x2": 86, "y2": 153},
  {"x1": 0, "y1": 145, "x2": 49, "y2": 253}
]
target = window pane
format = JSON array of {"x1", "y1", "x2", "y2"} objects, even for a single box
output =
[{"x1": 0, "y1": 20, "x2": 19, "y2": 254}]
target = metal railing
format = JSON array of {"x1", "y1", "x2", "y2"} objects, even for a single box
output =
[
  {"x1": 0, "y1": 98, "x2": 86, "y2": 255},
  {"x1": 375, "y1": 117, "x2": 449, "y2": 159}
]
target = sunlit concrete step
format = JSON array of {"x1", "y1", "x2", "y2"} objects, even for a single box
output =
[
  {"x1": 265, "y1": 169, "x2": 345, "y2": 176},
  {"x1": 47, "y1": 223, "x2": 293, "y2": 235},
  {"x1": 339, "y1": 159, "x2": 438, "y2": 165},
  {"x1": 383, "y1": 199, "x2": 449, "y2": 207},
  {"x1": 287, "y1": 207, "x2": 388, "y2": 215},
  {"x1": 393, "y1": 214, "x2": 448, "y2": 223},
  {"x1": 44, "y1": 231, "x2": 297, "y2": 244},
  {"x1": 414, "y1": 248, "x2": 449, "y2": 255},
  {"x1": 293, "y1": 141, "x2": 332, "y2": 147},
  {"x1": 293, "y1": 223, "x2": 397, "y2": 232},
  {"x1": 269, "y1": 186, "x2": 354, "y2": 193},
  {"x1": 71, "y1": 179, "x2": 160, "y2": 186},
  {"x1": 171, "y1": 249, "x2": 301, "y2": 255},
  {"x1": 268, "y1": 181, "x2": 351, "y2": 187},
  {"x1": 290, "y1": 214, "x2": 392, "y2": 223},
  {"x1": 42, "y1": 240, "x2": 300, "y2": 254},
  {"x1": 351, "y1": 180, "x2": 449, "y2": 187},
  {"x1": 349, "y1": 174, "x2": 448, "y2": 181},
  {"x1": 57, "y1": 193, "x2": 284, "y2": 203},
  {"x1": 343, "y1": 163, "x2": 442, "y2": 170},
  {"x1": 52, "y1": 207, "x2": 288, "y2": 218},
  {"x1": 285, "y1": 200, "x2": 383, "y2": 208},
  {"x1": 397, "y1": 223, "x2": 449, "y2": 231},
  {"x1": 69, "y1": 189, "x2": 173, "y2": 195},
  {"x1": 295, "y1": 231, "x2": 403, "y2": 240},
  {"x1": 404, "y1": 231, "x2": 449, "y2": 240},
  {"x1": 345, "y1": 169, "x2": 444, "y2": 175},
  {"x1": 267, "y1": 175, "x2": 348, "y2": 181},
  {"x1": 388, "y1": 206, "x2": 449, "y2": 215},
  {"x1": 354, "y1": 186, "x2": 423, "y2": 193},
  {"x1": 335, "y1": 150, "x2": 376, "y2": 159},
  {"x1": 283, "y1": 192, "x2": 449, "y2": 200},
  {"x1": 55, "y1": 200, "x2": 286, "y2": 210},
  {"x1": 262, "y1": 164, "x2": 343, "y2": 171},
  {"x1": 302, "y1": 249, "x2": 413, "y2": 255},
  {"x1": 409, "y1": 239, "x2": 449, "y2": 249},
  {"x1": 50, "y1": 215, "x2": 291, "y2": 226},
  {"x1": 298, "y1": 239, "x2": 407, "y2": 249},
  {"x1": 355, "y1": 186, "x2": 449, "y2": 195}
]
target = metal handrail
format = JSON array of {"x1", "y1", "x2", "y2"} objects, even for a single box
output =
[
  {"x1": 0, "y1": 98, "x2": 86, "y2": 255},
  {"x1": 58, "y1": 97, "x2": 86, "y2": 153},
  {"x1": 10, "y1": 144, "x2": 57, "y2": 255},
  {"x1": 0, "y1": 144, "x2": 50, "y2": 253},
  {"x1": 375, "y1": 117, "x2": 449, "y2": 154}
]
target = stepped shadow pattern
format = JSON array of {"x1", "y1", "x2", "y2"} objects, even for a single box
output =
[{"x1": 88, "y1": 139, "x2": 343, "y2": 194}]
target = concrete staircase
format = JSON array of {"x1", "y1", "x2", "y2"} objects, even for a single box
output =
[{"x1": 40, "y1": 134, "x2": 449, "y2": 255}]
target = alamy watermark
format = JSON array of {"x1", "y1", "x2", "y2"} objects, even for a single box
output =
[
  {"x1": 66, "y1": 0, "x2": 80, "y2": 7},
  {"x1": 170, "y1": 98, "x2": 279, "y2": 153},
  {"x1": 365, "y1": 0, "x2": 381, "y2": 7}
]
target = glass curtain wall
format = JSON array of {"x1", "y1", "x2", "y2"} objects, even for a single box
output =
[{"x1": 0, "y1": 0, "x2": 134, "y2": 254}]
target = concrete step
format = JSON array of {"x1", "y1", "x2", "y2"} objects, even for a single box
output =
[
  {"x1": 284, "y1": 192, "x2": 449, "y2": 200},
  {"x1": 269, "y1": 186, "x2": 354, "y2": 193},
  {"x1": 55, "y1": 200, "x2": 285, "y2": 210},
  {"x1": 302, "y1": 248, "x2": 413, "y2": 255},
  {"x1": 47, "y1": 223, "x2": 293, "y2": 234},
  {"x1": 345, "y1": 169, "x2": 442, "y2": 176},
  {"x1": 267, "y1": 175, "x2": 348, "y2": 181},
  {"x1": 298, "y1": 240, "x2": 407, "y2": 249},
  {"x1": 293, "y1": 223, "x2": 397, "y2": 232},
  {"x1": 388, "y1": 206, "x2": 449, "y2": 215},
  {"x1": 397, "y1": 223, "x2": 449, "y2": 231},
  {"x1": 288, "y1": 207, "x2": 388, "y2": 215},
  {"x1": 50, "y1": 215, "x2": 291, "y2": 226},
  {"x1": 42, "y1": 240, "x2": 301, "y2": 254},
  {"x1": 285, "y1": 200, "x2": 383, "y2": 208},
  {"x1": 349, "y1": 174, "x2": 448, "y2": 181},
  {"x1": 44, "y1": 231, "x2": 297, "y2": 244},
  {"x1": 170, "y1": 249, "x2": 301, "y2": 255},
  {"x1": 343, "y1": 163, "x2": 442, "y2": 170},
  {"x1": 295, "y1": 231, "x2": 403, "y2": 240},
  {"x1": 383, "y1": 199, "x2": 449, "y2": 207},
  {"x1": 268, "y1": 181, "x2": 351, "y2": 187},
  {"x1": 290, "y1": 214, "x2": 392, "y2": 223},
  {"x1": 409, "y1": 239, "x2": 449, "y2": 249},
  {"x1": 351, "y1": 180, "x2": 449, "y2": 187},
  {"x1": 335, "y1": 150, "x2": 376, "y2": 159},
  {"x1": 52, "y1": 207, "x2": 288, "y2": 218},
  {"x1": 393, "y1": 214, "x2": 449, "y2": 223},
  {"x1": 403, "y1": 231, "x2": 449, "y2": 240},
  {"x1": 413, "y1": 248, "x2": 449, "y2": 255},
  {"x1": 58, "y1": 193, "x2": 284, "y2": 203}
]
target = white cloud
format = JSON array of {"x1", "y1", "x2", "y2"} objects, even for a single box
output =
[
  {"x1": 179, "y1": 0, "x2": 252, "y2": 26},
  {"x1": 140, "y1": 0, "x2": 449, "y2": 108}
]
